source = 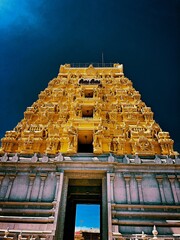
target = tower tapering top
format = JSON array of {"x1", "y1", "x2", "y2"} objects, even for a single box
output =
[{"x1": 0, "y1": 63, "x2": 177, "y2": 156}]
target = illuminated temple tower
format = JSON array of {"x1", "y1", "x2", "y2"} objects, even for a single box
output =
[{"x1": 0, "y1": 63, "x2": 179, "y2": 240}]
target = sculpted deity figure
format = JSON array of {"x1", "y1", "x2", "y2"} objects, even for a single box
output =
[
  {"x1": 93, "y1": 124, "x2": 103, "y2": 149},
  {"x1": 74, "y1": 103, "x2": 82, "y2": 117},
  {"x1": 24, "y1": 135, "x2": 34, "y2": 150},
  {"x1": 93, "y1": 87, "x2": 99, "y2": 97},
  {"x1": 68, "y1": 125, "x2": 77, "y2": 149},
  {"x1": 94, "y1": 102, "x2": 102, "y2": 117},
  {"x1": 151, "y1": 122, "x2": 161, "y2": 139},
  {"x1": 46, "y1": 137, "x2": 61, "y2": 153},
  {"x1": 48, "y1": 124, "x2": 59, "y2": 137},
  {"x1": 111, "y1": 137, "x2": 119, "y2": 152}
]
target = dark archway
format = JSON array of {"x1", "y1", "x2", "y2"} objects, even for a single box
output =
[
  {"x1": 78, "y1": 142, "x2": 93, "y2": 153},
  {"x1": 78, "y1": 130, "x2": 93, "y2": 153}
]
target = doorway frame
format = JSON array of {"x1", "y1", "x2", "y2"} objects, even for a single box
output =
[{"x1": 57, "y1": 171, "x2": 108, "y2": 240}]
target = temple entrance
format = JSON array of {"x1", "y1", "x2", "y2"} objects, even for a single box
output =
[
  {"x1": 63, "y1": 179, "x2": 102, "y2": 240},
  {"x1": 78, "y1": 130, "x2": 93, "y2": 153}
]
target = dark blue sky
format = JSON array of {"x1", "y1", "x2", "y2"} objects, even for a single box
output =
[{"x1": 0, "y1": 0, "x2": 180, "y2": 151}]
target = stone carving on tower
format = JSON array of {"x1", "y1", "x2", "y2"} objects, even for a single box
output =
[{"x1": 0, "y1": 63, "x2": 176, "y2": 156}]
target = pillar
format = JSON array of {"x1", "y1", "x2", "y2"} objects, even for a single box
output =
[
  {"x1": 135, "y1": 175, "x2": 144, "y2": 208},
  {"x1": 176, "y1": 175, "x2": 180, "y2": 202},
  {"x1": 0, "y1": 173, "x2": 5, "y2": 200},
  {"x1": 102, "y1": 176, "x2": 108, "y2": 240},
  {"x1": 168, "y1": 175, "x2": 179, "y2": 204},
  {"x1": 38, "y1": 173, "x2": 47, "y2": 202},
  {"x1": 53, "y1": 171, "x2": 64, "y2": 234},
  {"x1": 124, "y1": 174, "x2": 131, "y2": 205},
  {"x1": 156, "y1": 175, "x2": 166, "y2": 204},
  {"x1": 107, "y1": 172, "x2": 112, "y2": 240},
  {"x1": 26, "y1": 173, "x2": 36, "y2": 201},
  {"x1": 58, "y1": 175, "x2": 69, "y2": 240},
  {"x1": 110, "y1": 174, "x2": 115, "y2": 203},
  {"x1": 4, "y1": 174, "x2": 16, "y2": 200}
]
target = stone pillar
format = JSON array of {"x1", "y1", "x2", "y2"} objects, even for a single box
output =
[
  {"x1": 110, "y1": 174, "x2": 115, "y2": 203},
  {"x1": 156, "y1": 175, "x2": 166, "y2": 204},
  {"x1": 107, "y1": 172, "x2": 112, "y2": 240},
  {"x1": 53, "y1": 171, "x2": 64, "y2": 234},
  {"x1": 38, "y1": 173, "x2": 47, "y2": 202},
  {"x1": 4, "y1": 174, "x2": 16, "y2": 200},
  {"x1": 168, "y1": 175, "x2": 179, "y2": 204},
  {"x1": 176, "y1": 175, "x2": 180, "y2": 202},
  {"x1": 0, "y1": 173, "x2": 5, "y2": 200},
  {"x1": 54, "y1": 173, "x2": 61, "y2": 202},
  {"x1": 0, "y1": 173, "x2": 5, "y2": 186},
  {"x1": 135, "y1": 175, "x2": 144, "y2": 207},
  {"x1": 124, "y1": 174, "x2": 131, "y2": 205},
  {"x1": 26, "y1": 173, "x2": 36, "y2": 201},
  {"x1": 102, "y1": 176, "x2": 108, "y2": 240},
  {"x1": 58, "y1": 175, "x2": 69, "y2": 240}
]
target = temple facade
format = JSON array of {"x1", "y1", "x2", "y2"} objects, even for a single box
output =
[{"x1": 0, "y1": 63, "x2": 179, "y2": 240}]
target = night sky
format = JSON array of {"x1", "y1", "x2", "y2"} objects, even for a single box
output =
[{"x1": 0, "y1": 0, "x2": 180, "y2": 152}]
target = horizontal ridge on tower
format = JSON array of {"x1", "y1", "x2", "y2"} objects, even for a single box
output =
[{"x1": 67, "y1": 63, "x2": 118, "y2": 68}]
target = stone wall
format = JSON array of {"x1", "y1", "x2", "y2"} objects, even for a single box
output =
[
  {"x1": 0, "y1": 153, "x2": 179, "y2": 239},
  {"x1": 112, "y1": 172, "x2": 180, "y2": 235}
]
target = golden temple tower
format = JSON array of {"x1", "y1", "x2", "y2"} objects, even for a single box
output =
[
  {"x1": 0, "y1": 63, "x2": 176, "y2": 156},
  {"x1": 0, "y1": 63, "x2": 179, "y2": 240}
]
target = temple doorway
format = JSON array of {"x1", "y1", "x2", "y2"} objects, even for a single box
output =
[
  {"x1": 78, "y1": 130, "x2": 93, "y2": 153},
  {"x1": 63, "y1": 179, "x2": 102, "y2": 240}
]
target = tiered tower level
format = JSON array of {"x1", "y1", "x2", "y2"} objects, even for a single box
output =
[{"x1": 1, "y1": 63, "x2": 176, "y2": 156}]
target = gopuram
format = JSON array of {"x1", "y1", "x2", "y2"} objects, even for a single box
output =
[{"x1": 0, "y1": 63, "x2": 179, "y2": 240}]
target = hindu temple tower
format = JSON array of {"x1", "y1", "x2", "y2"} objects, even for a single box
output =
[{"x1": 0, "y1": 63, "x2": 179, "y2": 240}]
